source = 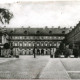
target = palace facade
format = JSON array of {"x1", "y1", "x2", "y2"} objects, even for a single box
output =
[{"x1": 0, "y1": 27, "x2": 70, "y2": 56}]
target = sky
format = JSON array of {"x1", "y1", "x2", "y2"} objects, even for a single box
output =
[{"x1": 0, "y1": 0, "x2": 80, "y2": 28}]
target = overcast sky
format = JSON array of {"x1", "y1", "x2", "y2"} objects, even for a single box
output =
[{"x1": 0, "y1": 1, "x2": 80, "y2": 28}]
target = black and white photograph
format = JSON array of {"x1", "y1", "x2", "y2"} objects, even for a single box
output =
[{"x1": 0, "y1": 0, "x2": 80, "y2": 79}]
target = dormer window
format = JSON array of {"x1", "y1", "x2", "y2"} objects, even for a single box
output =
[
  {"x1": 36, "y1": 31, "x2": 40, "y2": 34},
  {"x1": 64, "y1": 27, "x2": 66, "y2": 29},
  {"x1": 24, "y1": 30, "x2": 27, "y2": 34},
  {"x1": 49, "y1": 31, "x2": 52, "y2": 34},
  {"x1": 62, "y1": 31, "x2": 65, "y2": 34},
  {"x1": 10, "y1": 30, "x2": 13, "y2": 33}
]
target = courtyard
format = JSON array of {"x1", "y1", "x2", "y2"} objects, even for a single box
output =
[{"x1": 0, "y1": 55, "x2": 79, "y2": 79}]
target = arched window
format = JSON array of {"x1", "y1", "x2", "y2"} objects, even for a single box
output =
[
  {"x1": 41, "y1": 42, "x2": 44, "y2": 46},
  {"x1": 15, "y1": 42, "x2": 18, "y2": 46},
  {"x1": 19, "y1": 42, "x2": 22, "y2": 46},
  {"x1": 24, "y1": 42, "x2": 27, "y2": 46},
  {"x1": 13, "y1": 42, "x2": 14, "y2": 46},
  {"x1": 45, "y1": 42, "x2": 48, "y2": 46},
  {"x1": 20, "y1": 36, "x2": 22, "y2": 39},
  {"x1": 54, "y1": 42, "x2": 56, "y2": 46},
  {"x1": 28, "y1": 42, "x2": 31, "y2": 46},
  {"x1": 37, "y1": 42, "x2": 40, "y2": 46},
  {"x1": 49, "y1": 42, "x2": 52, "y2": 46}
]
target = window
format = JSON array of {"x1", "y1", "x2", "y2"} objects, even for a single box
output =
[
  {"x1": 10, "y1": 30, "x2": 13, "y2": 34},
  {"x1": 23, "y1": 36, "x2": 25, "y2": 39},
  {"x1": 37, "y1": 42, "x2": 39, "y2": 46},
  {"x1": 24, "y1": 42, "x2": 27, "y2": 46},
  {"x1": 12, "y1": 36, "x2": 15, "y2": 39},
  {"x1": 39, "y1": 36, "x2": 42, "y2": 39},
  {"x1": 28, "y1": 43, "x2": 31, "y2": 46},
  {"x1": 20, "y1": 42, "x2": 22, "y2": 46},
  {"x1": 17, "y1": 36, "x2": 19, "y2": 39},
  {"x1": 10, "y1": 42, "x2": 12, "y2": 46},
  {"x1": 62, "y1": 37, "x2": 65, "y2": 39},
  {"x1": 15, "y1": 42, "x2": 17, "y2": 46},
  {"x1": 45, "y1": 42, "x2": 48, "y2": 46},
  {"x1": 20, "y1": 36, "x2": 22, "y2": 39},
  {"x1": 50, "y1": 36, "x2": 52, "y2": 39},
  {"x1": 58, "y1": 37, "x2": 61, "y2": 39},
  {"x1": 26, "y1": 36, "x2": 29, "y2": 39},
  {"x1": 57, "y1": 42, "x2": 60, "y2": 47},
  {"x1": 61, "y1": 37, "x2": 65, "y2": 39},
  {"x1": 15, "y1": 36, "x2": 17, "y2": 39},
  {"x1": 51, "y1": 42, "x2": 54, "y2": 46},
  {"x1": 41, "y1": 43, "x2": 43, "y2": 46},
  {"x1": 13, "y1": 42, "x2": 14, "y2": 46},
  {"x1": 37, "y1": 44, "x2": 39, "y2": 46},
  {"x1": 24, "y1": 30, "x2": 27, "y2": 34},
  {"x1": 54, "y1": 36, "x2": 56, "y2": 39},
  {"x1": 50, "y1": 44, "x2": 51, "y2": 46},
  {"x1": 45, "y1": 43, "x2": 47, "y2": 46},
  {"x1": 62, "y1": 31, "x2": 65, "y2": 34},
  {"x1": 54, "y1": 43, "x2": 56, "y2": 46},
  {"x1": 44, "y1": 36, "x2": 46, "y2": 39},
  {"x1": 46, "y1": 36, "x2": 48, "y2": 39},
  {"x1": 49, "y1": 31, "x2": 52, "y2": 34},
  {"x1": 36, "y1": 31, "x2": 40, "y2": 34},
  {"x1": 24, "y1": 36, "x2": 26, "y2": 39},
  {"x1": 30, "y1": 36, "x2": 33, "y2": 39},
  {"x1": 32, "y1": 42, "x2": 34, "y2": 46}
]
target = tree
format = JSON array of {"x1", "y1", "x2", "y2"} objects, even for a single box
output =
[{"x1": 0, "y1": 8, "x2": 13, "y2": 24}]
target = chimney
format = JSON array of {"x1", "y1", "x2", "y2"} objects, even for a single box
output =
[
  {"x1": 64, "y1": 27, "x2": 66, "y2": 29},
  {"x1": 45, "y1": 26, "x2": 48, "y2": 28},
  {"x1": 28, "y1": 26, "x2": 30, "y2": 28},
  {"x1": 22, "y1": 26, "x2": 24, "y2": 28},
  {"x1": 52, "y1": 26, "x2": 54, "y2": 28},
  {"x1": 70, "y1": 26, "x2": 72, "y2": 30},
  {"x1": 58, "y1": 26, "x2": 60, "y2": 29}
]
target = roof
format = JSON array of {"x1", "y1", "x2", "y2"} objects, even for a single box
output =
[{"x1": 0, "y1": 27, "x2": 70, "y2": 36}]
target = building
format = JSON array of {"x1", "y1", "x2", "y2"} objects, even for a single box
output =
[
  {"x1": 65, "y1": 22, "x2": 80, "y2": 49},
  {"x1": 0, "y1": 27, "x2": 70, "y2": 56}
]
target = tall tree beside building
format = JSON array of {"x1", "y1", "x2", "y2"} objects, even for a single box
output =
[
  {"x1": 0, "y1": 8, "x2": 13, "y2": 57},
  {"x1": 0, "y1": 8, "x2": 13, "y2": 24}
]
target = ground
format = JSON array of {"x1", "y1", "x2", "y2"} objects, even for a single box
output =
[{"x1": 0, "y1": 55, "x2": 80, "y2": 79}]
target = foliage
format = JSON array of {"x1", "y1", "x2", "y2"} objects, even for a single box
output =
[{"x1": 0, "y1": 8, "x2": 13, "y2": 24}]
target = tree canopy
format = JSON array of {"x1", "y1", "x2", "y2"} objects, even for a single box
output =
[{"x1": 0, "y1": 8, "x2": 13, "y2": 24}]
